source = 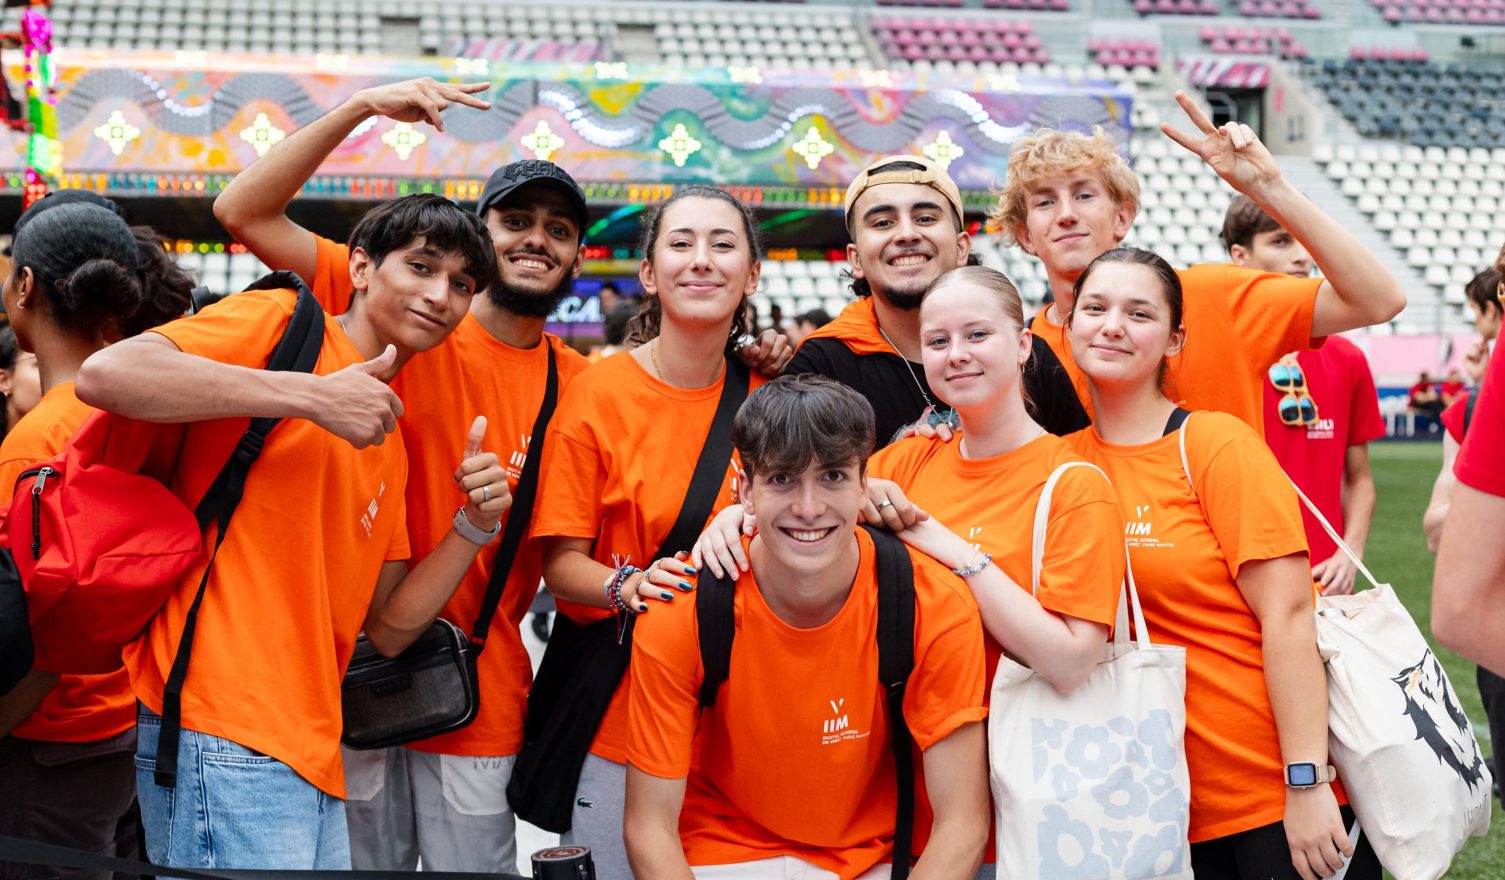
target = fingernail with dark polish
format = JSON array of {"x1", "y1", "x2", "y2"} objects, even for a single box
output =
[
  {"x1": 638, "y1": 603, "x2": 649, "y2": 612},
  {"x1": 683, "y1": 564, "x2": 697, "y2": 574},
  {"x1": 660, "y1": 590, "x2": 674, "y2": 600},
  {"x1": 679, "y1": 580, "x2": 694, "y2": 591}
]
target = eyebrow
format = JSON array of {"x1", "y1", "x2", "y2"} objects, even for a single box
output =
[
  {"x1": 861, "y1": 200, "x2": 945, "y2": 224},
  {"x1": 668, "y1": 227, "x2": 739, "y2": 236}
]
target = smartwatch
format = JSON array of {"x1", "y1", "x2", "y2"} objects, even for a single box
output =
[
  {"x1": 1284, "y1": 762, "x2": 1337, "y2": 789},
  {"x1": 453, "y1": 507, "x2": 501, "y2": 545}
]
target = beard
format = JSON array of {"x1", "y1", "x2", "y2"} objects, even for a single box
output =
[
  {"x1": 875, "y1": 280, "x2": 928, "y2": 312},
  {"x1": 487, "y1": 273, "x2": 574, "y2": 318}
]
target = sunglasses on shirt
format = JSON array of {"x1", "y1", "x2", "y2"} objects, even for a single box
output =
[{"x1": 1270, "y1": 358, "x2": 1319, "y2": 427}]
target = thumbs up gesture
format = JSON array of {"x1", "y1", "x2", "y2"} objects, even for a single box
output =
[
  {"x1": 317, "y1": 344, "x2": 405, "y2": 449},
  {"x1": 454, "y1": 415, "x2": 512, "y2": 530}
]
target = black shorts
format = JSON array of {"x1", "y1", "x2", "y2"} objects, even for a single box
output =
[{"x1": 1190, "y1": 804, "x2": 1381, "y2": 880}]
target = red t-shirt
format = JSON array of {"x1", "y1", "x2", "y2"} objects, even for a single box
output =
[
  {"x1": 1260, "y1": 337, "x2": 1385, "y2": 564},
  {"x1": 1442, "y1": 392, "x2": 1470, "y2": 443},
  {"x1": 1455, "y1": 351, "x2": 1505, "y2": 495}
]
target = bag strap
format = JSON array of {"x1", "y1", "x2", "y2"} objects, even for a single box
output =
[
  {"x1": 155, "y1": 280, "x2": 325, "y2": 789},
  {"x1": 1171, "y1": 411, "x2": 1382, "y2": 593},
  {"x1": 649, "y1": 357, "x2": 751, "y2": 563},
  {"x1": 1030, "y1": 462, "x2": 1151, "y2": 650},
  {"x1": 1163, "y1": 406, "x2": 1192, "y2": 436},
  {"x1": 695, "y1": 561, "x2": 736, "y2": 709},
  {"x1": 864, "y1": 524, "x2": 917, "y2": 880},
  {"x1": 470, "y1": 344, "x2": 559, "y2": 655},
  {"x1": 1463, "y1": 389, "x2": 1479, "y2": 437}
]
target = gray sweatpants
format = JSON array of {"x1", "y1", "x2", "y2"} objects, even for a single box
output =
[{"x1": 561, "y1": 753, "x2": 633, "y2": 879}]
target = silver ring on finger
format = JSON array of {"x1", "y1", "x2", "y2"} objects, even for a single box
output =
[
  {"x1": 876, "y1": 499, "x2": 894, "y2": 512},
  {"x1": 481, "y1": 484, "x2": 492, "y2": 503}
]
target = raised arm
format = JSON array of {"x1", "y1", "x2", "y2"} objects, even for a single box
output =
[
  {"x1": 213, "y1": 78, "x2": 491, "y2": 281},
  {"x1": 1162, "y1": 91, "x2": 1405, "y2": 337},
  {"x1": 77, "y1": 334, "x2": 403, "y2": 449}
]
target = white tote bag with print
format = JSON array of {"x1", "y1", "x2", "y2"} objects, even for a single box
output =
[
  {"x1": 988, "y1": 462, "x2": 1193, "y2": 880},
  {"x1": 1293, "y1": 482, "x2": 1492, "y2": 880}
]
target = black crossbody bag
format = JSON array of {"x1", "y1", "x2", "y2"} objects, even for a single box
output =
[
  {"x1": 341, "y1": 345, "x2": 559, "y2": 751},
  {"x1": 506, "y1": 357, "x2": 751, "y2": 833}
]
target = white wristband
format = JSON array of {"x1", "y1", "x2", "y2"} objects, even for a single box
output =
[{"x1": 452, "y1": 507, "x2": 500, "y2": 545}]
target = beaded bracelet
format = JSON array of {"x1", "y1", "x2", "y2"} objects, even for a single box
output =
[
  {"x1": 951, "y1": 553, "x2": 992, "y2": 578},
  {"x1": 605, "y1": 564, "x2": 642, "y2": 613}
]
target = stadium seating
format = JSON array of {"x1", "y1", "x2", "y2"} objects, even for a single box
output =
[
  {"x1": 1088, "y1": 38, "x2": 1161, "y2": 69},
  {"x1": 1371, "y1": 0, "x2": 1505, "y2": 24},
  {"x1": 872, "y1": 16, "x2": 1051, "y2": 65},
  {"x1": 1130, "y1": 0, "x2": 1218, "y2": 15},
  {"x1": 1301, "y1": 56, "x2": 1505, "y2": 148},
  {"x1": 1197, "y1": 25, "x2": 1307, "y2": 58}
]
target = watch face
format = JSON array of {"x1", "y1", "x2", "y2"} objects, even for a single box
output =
[{"x1": 1287, "y1": 763, "x2": 1318, "y2": 787}]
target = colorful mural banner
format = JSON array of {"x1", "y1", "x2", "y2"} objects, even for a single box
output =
[{"x1": 1, "y1": 50, "x2": 1131, "y2": 192}]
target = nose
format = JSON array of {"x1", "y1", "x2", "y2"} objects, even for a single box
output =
[
  {"x1": 690, "y1": 238, "x2": 714, "y2": 270},
  {"x1": 893, "y1": 212, "x2": 923, "y2": 244},
  {"x1": 1099, "y1": 307, "x2": 1126, "y2": 337},
  {"x1": 946, "y1": 339, "x2": 970, "y2": 366},
  {"x1": 1055, "y1": 199, "x2": 1079, "y2": 226},
  {"x1": 790, "y1": 480, "x2": 825, "y2": 519},
  {"x1": 420, "y1": 275, "x2": 452, "y2": 309},
  {"x1": 518, "y1": 220, "x2": 549, "y2": 252}
]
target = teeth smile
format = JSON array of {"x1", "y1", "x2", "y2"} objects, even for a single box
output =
[
  {"x1": 514, "y1": 258, "x2": 550, "y2": 270},
  {"x1": 891, "y1": 255, "x2": 929, "y2": 267},
  {"x1": 787, "y1": 528, "x2": 834, "y2": 542}
]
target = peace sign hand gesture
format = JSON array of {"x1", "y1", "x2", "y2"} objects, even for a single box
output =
[
  {"x1": 1160, "y1": 90, "x2": 1283, "y2": 199},
  {"x1": 354, "y1": 78, "x2": 491, "y2": 134}
]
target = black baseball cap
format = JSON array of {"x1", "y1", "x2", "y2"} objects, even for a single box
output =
[{"x1": 475, "y1": 160, "x2": 589, "y2": 242}]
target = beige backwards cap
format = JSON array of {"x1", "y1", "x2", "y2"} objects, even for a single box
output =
[{"x1": 843, "y1": 155, "x2": 965, "y2": 230}]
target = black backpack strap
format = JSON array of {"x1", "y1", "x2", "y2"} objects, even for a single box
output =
[
  {"x1": 1162, "y1": 406, "x2": 1192, "y2": 436},
  {"x1": 650, "y1": 357, "x2": 751, "y2": 563},
  {"x1": 470, "y1": 344, "x2": 559, "y2": 654},
  {"x1": 695, "y1": 563, "x2": 737, "y2": 709},
  {"x1": 863, "y1": 524, "x2": 917, "y2": 880},
  {"x1": 1464, "y1": 389, "x2": 1480, "y2": 437},
  {"x1": 154, "y1": 282, "x2": 324, "y2": 788}
]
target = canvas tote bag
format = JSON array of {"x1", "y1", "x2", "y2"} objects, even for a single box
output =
[
  {"x1": 989, "y1": 461, "x2": 1193, "y2": 880},
  {"x1": 1293, "y1": 480, "x2": 1492, "y2": 880}
]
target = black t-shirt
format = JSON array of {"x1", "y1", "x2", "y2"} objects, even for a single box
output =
[{"x1": 787, "y1": 335, "x2": 1090, "y2": 447}]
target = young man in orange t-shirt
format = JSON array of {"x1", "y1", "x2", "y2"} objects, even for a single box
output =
[
  {"x1": 74, "y1": 195, "x2": 511, "y2": 870},
  {"x1": 212, "y1": 78, "x2": 597, "y2": 874},
  {"x1": 995, "y1": 91, "x2": 1405, "y2": 437},
  {"x1": 625, "y1": 375, "x2": 989, "y2": 879}
]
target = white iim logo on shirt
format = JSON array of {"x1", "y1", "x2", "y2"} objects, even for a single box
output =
[
  {"x1": 821, "y1": 697, "x2": 870, "y2": 746},
  {"x1": 360, "y1": 481, "x2": 387, "y2": 538},
  {"x1": 507, "y1": 434, "x2": 531, "y2": 480}
]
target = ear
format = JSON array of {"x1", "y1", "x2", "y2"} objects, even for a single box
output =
[
  {"x1": 1017, "y1": 323, "x2": 1034, "y2": 367},
  {"x1": 349, "y1": 247, "x2": 374, "y2": 293},
  {"x1": 638, "y1": 256, "x2": 658, "y2": 297},
  {"x1": 742, "y1": 260, "x2": 762, "y2": 298},
  {"x1": 845, "y1": 242, "x2": 866, "y2": 281},
  {"x1": 1228, "y1": 243, "x2": 1251, "y2": 267},
  {"x1": 1166, "y1": 323, "x2": 1187, "y2": 358},
  {"x1": 568, "y1": 245, "x2": 585, "y2": 281},
  {"x1": 15, "y1": 266, "x2": 33, "y2": 307},
  {"x1": 1014, "y1": 222, "x2": 1038, "y2": 257},
  {"x1": 0, "y1": 369, "x2": 14, "y2": 397},
  {"x1": 955, "y1": 229, "x2": 973, "y2": 264},
  {"x1": 1112, "y1": 199, "x2": 1136, "y2": 243},
  {"x1": 737, "y1": 468, "x2": 755, "y2": 515}
]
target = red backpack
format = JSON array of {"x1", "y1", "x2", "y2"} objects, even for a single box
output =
[{"x1": 3, "y1": 274, "x2": 324, "y2": 678}]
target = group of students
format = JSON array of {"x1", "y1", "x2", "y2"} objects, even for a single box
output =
[{"x1": 0, "y1": 74, "x2": 1419, "y2": 880}]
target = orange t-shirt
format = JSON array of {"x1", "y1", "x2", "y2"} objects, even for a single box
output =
[
  {"x1": 0, "y1": 383, "x2": 134, "y2": 743},
  {"x1": 869, "y1": 433, "x2": 1123, "y2": 685},
  {"x1": 122, "y1": 288, "x2": 411, "y2": 798},
  {"x1": 531, "y1": 351, "x2": 764, "y2": 764},
  {"x1": 1032, "y1": 263, "x2": 1322, "y2": 437},
  {"x1": 312, "y1": 235, "x2": 591, "y2": 756},
  {"x1": 628, "y1": 530, "x2": 987, "y2": 877},
  {"x1": 1067, "y1": 411, "x2": 1340, "y2": 841}
]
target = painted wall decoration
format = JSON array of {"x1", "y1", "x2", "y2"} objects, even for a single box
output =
[{"x1": 0, "y1": 50, "x2": 1131, "y2": 194}]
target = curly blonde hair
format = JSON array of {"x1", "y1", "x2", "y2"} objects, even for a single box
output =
[{"x1": 990, "y1": 127, "x2": 1140, "y2": 247}]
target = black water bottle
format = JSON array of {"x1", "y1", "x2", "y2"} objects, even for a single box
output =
[{"x1": 531, "y1": 845, "x2": 595, "y2": 880}]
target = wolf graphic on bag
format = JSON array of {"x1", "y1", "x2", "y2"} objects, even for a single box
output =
[{"x1": 1390, "y1": 650, "x2": 1489, "y2": 797}]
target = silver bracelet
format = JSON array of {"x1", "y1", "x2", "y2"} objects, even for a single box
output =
[{"x1": 951, "y1": 553, "x2": 992, "y2": 578}]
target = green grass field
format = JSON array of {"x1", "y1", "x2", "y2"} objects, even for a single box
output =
[{"x1": 1366, "y1": 441, "x2": 1503, "y2": 878}]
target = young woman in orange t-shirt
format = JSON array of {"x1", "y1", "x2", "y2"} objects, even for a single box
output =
[
  {"x1": 0, "y1": 198, "x2": 194, "y2": 875},
  {"x1": 1062, "y1": 247, "x2": 1380, "y2": 880},
  {"x1": 535, "y1": 186, "x2": 765, "y2": 878}
]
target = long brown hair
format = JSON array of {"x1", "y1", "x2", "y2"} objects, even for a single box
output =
[{"x1": 626, "y1": 185, "x2": 763, "y2": 353}]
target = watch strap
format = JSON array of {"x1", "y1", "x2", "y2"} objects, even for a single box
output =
[{"x1": 453, "y1": 507, "x2": 501, "y2": 545}]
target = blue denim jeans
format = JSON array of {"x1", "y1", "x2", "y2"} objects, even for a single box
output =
[{"x1": 134, "y1": 707, "x2": 350, "y2": 870}]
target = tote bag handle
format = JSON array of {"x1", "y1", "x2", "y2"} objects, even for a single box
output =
[{"x1": 1031, "y1": 461, "x2": 1151, "y2": 650}]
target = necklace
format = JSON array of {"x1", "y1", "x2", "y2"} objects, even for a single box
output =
[
  {"x1": 876, "y1": 322, "x2": 934, "y2": 410},
  {"x1": 648, "y1": 337, "x2": 725, "y2": 388}
]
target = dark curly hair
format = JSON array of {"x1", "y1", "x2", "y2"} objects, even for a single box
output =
[{"x1": 627, "y1": 185, "x2": 763, "y2": 353}]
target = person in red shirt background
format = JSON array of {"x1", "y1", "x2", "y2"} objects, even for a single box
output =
[
  {"x1": 1440, "y1": 369, "x2": 1468, "y2": 406},
  {"x1": 1222, "y1": 195, "x2": 1385, "y2": 596}
]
